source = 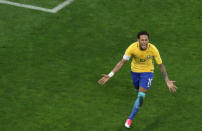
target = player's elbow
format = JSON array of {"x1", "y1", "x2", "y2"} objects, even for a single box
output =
[
  {"x1": 158, "y1": 63, "x2": 163, "y2": 67},
  {"x1": 121, "y1": 59, "x2": 127, "y2": 64},
  {"x1": 158, "y1": 63, "x2": 166, "y2": 71}
]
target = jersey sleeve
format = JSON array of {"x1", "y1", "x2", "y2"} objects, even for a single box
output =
[
  {"x1": 123, "y1": 44, "x2": 133, "y2": 60},
  {"x1": 153, "y1": 45, "x2": 162, "y2": 64}
]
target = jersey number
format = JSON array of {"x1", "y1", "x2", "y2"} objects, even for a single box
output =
[{"x1": 147, "y1": 78, "x2": 153, "y2": 87}]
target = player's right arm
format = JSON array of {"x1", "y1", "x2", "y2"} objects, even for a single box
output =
[
  {"x1": 98, "y1": 59, "x2": 127, "y2": 85},
  {"x1": 98, "y1": 44, "x2": 133, "y2": 85}
]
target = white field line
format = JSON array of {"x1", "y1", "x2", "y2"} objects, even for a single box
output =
[
  {"x1": 0, "y1": 0, "x2": 54, "y2": 13},
  {"x1": 52, "y1": 0, "x2": 74, "y2": 13},
  {"x1": 0, "y1": 0, "x2": 74, "y2": 13}
]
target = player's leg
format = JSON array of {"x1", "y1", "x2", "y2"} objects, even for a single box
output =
[
  {"x1": 138, "y1": 87, "x2": 148, "y2": 107},
  {"x1": 125, "y1": 72, "x2": 153, "y2": 128},
  {"x1": 130, "y1": 71, "x2": 140, "y2": 92},
  {"x1": 128, "y1": 89, "x2": 146, "y2": 119},
  {"x1": 125, "y1": 72, "x2": 141, "y2": 128},
  {"x1": 125, "y1": 90, "x2": 146, "y2": 128},
  {"x1": 128, "y1": 73, "x2": 153, "y2": 119}
]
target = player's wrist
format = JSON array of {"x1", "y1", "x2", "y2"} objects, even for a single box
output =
[
  {"x1": 165, "y1": 78, "x2": 169, "y2": 82},
  {"x1": 108, "y1": 72, "x2": 114, "y2": 78}
]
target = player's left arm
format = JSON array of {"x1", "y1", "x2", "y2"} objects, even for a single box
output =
[
  {"x1": 153, "y1": 45, "x2": 178, "y2": 92},
  {"x1": 158, "y1": 64, "x2": 178, "y2": 92}
]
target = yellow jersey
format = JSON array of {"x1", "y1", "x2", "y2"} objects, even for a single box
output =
[{"x1": 123, "y1": 42, "x2": 162, "y2": 72}]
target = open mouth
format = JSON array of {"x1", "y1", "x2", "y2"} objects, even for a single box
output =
[{"x1": 141, "y1": 44, "x2": 147, "y2": 49}]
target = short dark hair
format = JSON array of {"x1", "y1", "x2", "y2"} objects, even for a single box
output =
[{"x1": 137, "y1": 31, "x2": 149, "y2": 39}]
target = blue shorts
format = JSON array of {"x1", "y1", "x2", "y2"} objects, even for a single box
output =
[{"x1": 131, "y1": 71, "x2": 154, "y2": 90}]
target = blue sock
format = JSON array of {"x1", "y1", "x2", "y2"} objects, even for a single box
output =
[{"x1": 128, "y1": 92, "x2": 146, "y2": 120}]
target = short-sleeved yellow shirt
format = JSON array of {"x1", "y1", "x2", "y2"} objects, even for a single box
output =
[{"x1": 123, "y1": 42, "x2": 162, "y2": 72}]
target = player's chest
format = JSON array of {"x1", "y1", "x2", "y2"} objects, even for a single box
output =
[{"x1": 133, "y1": 51, "x2": 153, "y2": 62}]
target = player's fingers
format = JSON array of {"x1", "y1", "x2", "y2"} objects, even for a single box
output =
[
  {"x1": 172, "y1": 85, "x2": 177, "y2": 90},
  {"x1": 100, "y1": 81, "x2": 105, "y2": 85},
  {"x1": 171, "y1": 81, "x2": 176, "y2": 83},
  {"x1": 170, "y1": 88, "x2": 174, "y2": 92},
  {"x1": 169, "y1": 87, "x2": 172, "y2": 92},
  {"x1": 99, "y1": 81, "x2": 104, "y2": 85},
  {"x1": 171, "y1": 89, "x2": 174, "y2": 92},
  {"x1": 98, "y1": 80, "x2": 102, "y2": 84},
  {"x1": 169, "y1": 87, "x2": 175, "y2": 92},
  {"x1": 173, "y1": 86, "x2": 177, "y2": 92},
  {"x1": 99, "y1": 77, "x2": 108, "y2": 85},
  {"x1": 98, "y1": 79, "x2": 104, "y2": 84}
]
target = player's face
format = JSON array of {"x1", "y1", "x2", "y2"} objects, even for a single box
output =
[{"x1": 138, "y1": 35, "x2": 149, "y2": 50}]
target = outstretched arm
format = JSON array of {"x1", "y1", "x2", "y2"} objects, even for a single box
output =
[
  {"x1": 98, "y1": 59, "x2": 127, "y2": 85},
  {"x1": 158, "y1": 64, "x2": 178, "y2": 92}
]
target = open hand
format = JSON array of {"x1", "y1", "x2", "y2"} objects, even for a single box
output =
[
  {"x1": 98, "y1": 74, "x2": 110, "y2": 85},
  {"x1": 166, "y1": 80, "x2": 178, "y2": 92}
]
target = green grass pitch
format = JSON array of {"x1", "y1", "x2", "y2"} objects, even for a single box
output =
[{"x1": 0, "y1": 0, "x2": 201, "y2": 130}]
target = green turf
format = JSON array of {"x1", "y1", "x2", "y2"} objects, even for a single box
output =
[
  {"x1": 5, "y1": 0, "x2": 65, "y2": 8},
  {"x1": 0, "y1": 0, "x2": 201, "y2": 130}
]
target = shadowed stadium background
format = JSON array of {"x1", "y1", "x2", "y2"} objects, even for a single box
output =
[{"x1": 0, "y1": 0, "x2": 201, "y2": 130}]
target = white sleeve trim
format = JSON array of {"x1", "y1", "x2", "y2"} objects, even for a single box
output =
[{"x1": 123, "y1": 54, "x2": 131, "y2": 61}]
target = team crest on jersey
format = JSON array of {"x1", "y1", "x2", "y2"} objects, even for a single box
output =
[{"x1": 147, "y1": 55, "x2": 151, "y2": 59}]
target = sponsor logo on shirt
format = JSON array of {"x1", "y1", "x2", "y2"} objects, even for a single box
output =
[{"x1": 147, "y1": 55, "x2": 151, "y2": 59}]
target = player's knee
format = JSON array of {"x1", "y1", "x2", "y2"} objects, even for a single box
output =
[
  {"x1": 138, "y1": 92, "x2": 146, "y2": 99},
  {"x1": 134, "y1": 86, "x2": 139, "y2": 92},
  {"x1": 138, "y1": 92, "x2": 146, "y2": 107}
]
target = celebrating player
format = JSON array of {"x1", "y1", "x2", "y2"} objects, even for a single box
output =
[{"x1": 98, "y1": 31, "x2": 178, "y2": 128}]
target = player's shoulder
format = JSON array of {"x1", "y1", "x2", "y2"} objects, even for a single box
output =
[
  {"x1": 125, "y1": 42, "x2": 138, "y2": 55},
  {"x1": 148, "y1": 43, "x2": 159, "y2": 50},
  {"x1": 128, "y1": 42, "x2": 139, "y2": 49}
]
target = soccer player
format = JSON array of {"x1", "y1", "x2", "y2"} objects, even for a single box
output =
[{"x1": 98, "y1": 31, "x2": 178, "y2": 128}]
